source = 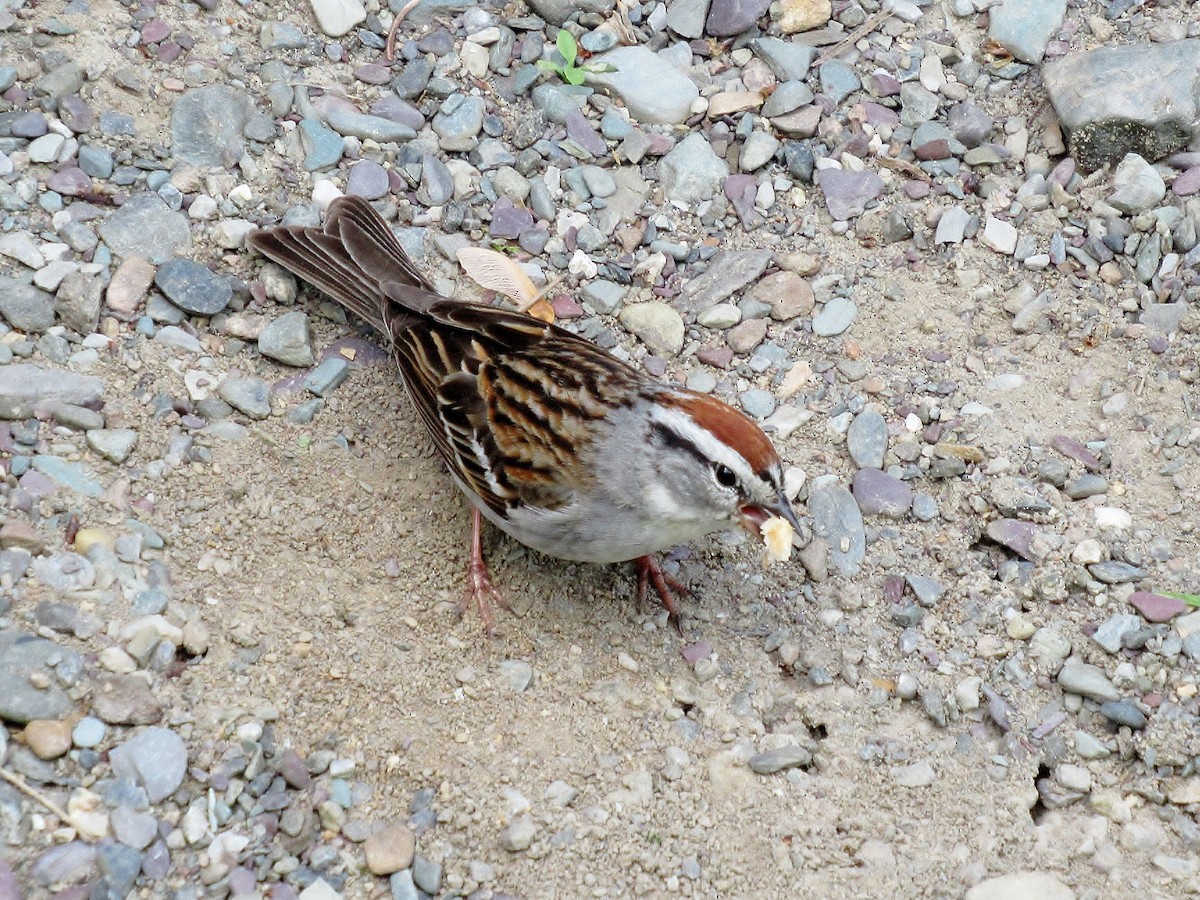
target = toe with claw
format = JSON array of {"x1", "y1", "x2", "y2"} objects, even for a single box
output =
[{"x1": 634, "y1": 554, "x2": 690, "y2": 633}]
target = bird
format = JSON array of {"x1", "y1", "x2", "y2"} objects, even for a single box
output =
[{"x1": 247, "y1": 196, "x2": 800, "y2": 633}]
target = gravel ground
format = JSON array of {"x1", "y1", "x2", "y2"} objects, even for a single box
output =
[{"x1": 1, "y1": 0, "x2": 1199, "y2": 898}]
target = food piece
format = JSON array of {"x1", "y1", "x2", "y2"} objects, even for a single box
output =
[{"x1": 761, "y1": 515, "x2": 794, "y2": 564}]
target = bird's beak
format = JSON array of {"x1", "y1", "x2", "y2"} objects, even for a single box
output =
[{"x1": 737, "y1": 489, "x2": 801, "y2": 537}]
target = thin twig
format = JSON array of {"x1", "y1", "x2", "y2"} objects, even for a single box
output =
[
  {"x1": 385, "y1": 0, "x2": 423, "y2": 63},
  {"x1": 814, "y1": 9, "x2": 893, "y2": 66},
  {"x1": 0, "y1": 767, "x2": 72, "y2": 823}
]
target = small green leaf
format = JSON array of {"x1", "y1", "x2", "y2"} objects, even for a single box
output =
[
  {"x1": 556, "y1": 29, "x2": 577, "y2": 67},
  {"x1": 564, "y1": 66, "x2": 585, "y2": 85},
  {"x1": 584, "y1": 62, "x2": 618, "y2": 74},
  {"x1": 536, "y1": 59, "x2": 558, "y2": 74},
  {"x1": 1163, "y1": 591, "x2": 1200, "y2": 607}
]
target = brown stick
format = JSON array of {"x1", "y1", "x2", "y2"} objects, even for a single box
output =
[{"x1": 385, "y1": 0, "x2": 423, "y2": 63}]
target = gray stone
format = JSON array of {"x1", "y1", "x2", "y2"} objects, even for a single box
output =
[
  {"x1": 900, "y1": 82, "x2": 940, "y2": 127},
  {"x1": 818, "y1": 60, "x2": 860, "y2": 103},
  {"x1": 110, "y1": 806, "x2": 158, "y2": 851},
  {"x1": 54, "y1": 271, "x2": 103, "y2": 334},
  {"x1": 432, "y1": 94, "x2": 485, "y2": 151},
  {"x1": 0, "y1": 279, "x2": 55, "y2": 332},
  {"x1": 0, "y1": 631, "x2": 81, "y2": 724},
  {"x1": 812, "y1": 297, "x2": 857, "y2": 336},
  {"x1": 30, "y1": 457, "x2": 104, "y2": 497},
  {"x1": 740, "y1": 389, "x2": 775, "y2": 419},
  {"x1": 679, "y1": 250, "x2": 772, "y2": 314},
  {"x1": 109, "y1": 727, "x2": 187, "y2": 802},
  {"x1": 762, "y1": 81, "x2": 814, "y2": 118},
  {"x1": 155, "y1": 258, "x2": 232, "y2": 316},
  {"x1": 99, "y1": 193, "x2": 191, "y2": 264},
  {"x1": 304, "y1": 358, "x2": 350, "y2": 396},
  {"x1": 299, "y1": 118, "x2": 345, "y2": 170},
  {"x1": 808, "y1": 483, "x2": 865, "y2": 576},
  {"x1": 947, "y1": 101, "x2": 993, "y2": 148},
  {"x1": 1108, "y1": 153, "x2": 1166, "y2": 213},
  {"x1": 749, "y1": 745, "x2": 812, "y2": 774},
  {"x1": 219, "y1": 377, "x2": 272, "y2": 419},
  {"x1": 587, "y1": 46, "x2": 699, "y2": 126},
  {"x1": 1044, "y1": 40, "x2": 1200, "y2": 171},
  {"x1": 847, "y1": 410, "x2": 887, "y2": 468},
  {"x1": 170, "y1": 85, "x2": 252, "y2": 166},
  {"x1": 659, "y1": 133, "x2": 729, "y2": 204},
  {"x1": 259, "y1": 311, "x2": 314, "y2": 367},
  {"x1": 86, "y1": 429, "x2": 138, "y2": 463},
  {"x1": 666, "y1": 0, "x2": 709, "y2": 38},
  {"x1": 325, "y1": 108, "x2": 416, "y2": 143},
  {"x1": 740, "y1": 131, "x2": 780, "y2": 172},
  {"x1": 419, "y1": 154, "x2": 454, "y2": 206},
  {"x1": 988, "y1": 0, "x2": 1064, "y2": 64},
  {"x1": 1087, "y1": 560, "x2": 1145, "y2": 584},
  {"x1": 0, "y1": 364, "x2": 103, "y2": 419},
  {"x1": 1091, "y1": 614, "x2": 1142, "y2": 654},
  {"x1": 582, "y1": 280, "x2": 626, "y2": 314},
  {"x1": 618, "y1": 303, "x2": 684, "y2": 355},
  {"x1": 752, "y1": 37, "x2": 815, "y2": 82},
  {"x1": 1098, "y1": 700, "x2": 1147, "y2": 730},
  {"x1": 935, "y1": 205, "x2": 970, "y2": 244},
  {"x1": 1057, "y1": 658, "x2": 1120, "y2": 702}
]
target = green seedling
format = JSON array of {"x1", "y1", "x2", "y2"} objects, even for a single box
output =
[
  {"x1": 1163, "y1": 591, "x2": 1200, "y2": 608},
  {"x1": 536, "y1": 30, "x2": 617, "y2": 86}
]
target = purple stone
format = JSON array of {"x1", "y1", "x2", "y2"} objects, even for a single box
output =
[
  {"x1": 369, "y1": 95, "x2": 425, "y2": 130},
  {"x1": 681, "y1": 641, "x2": 712, "y2": 665},
  {"x1": 565, "y1": 108, "x2": 607, "y2": 158},
  {"x1": 819, "y1": 168, "x2": 885, "y2": 220},
  {"x1": 903, "y1": 180, "x2": 930, "y2": 199},
  {"x1": 985, "y1": 518, "x2": 1037, "y2": 561},
  {"x1": 488, "y1": 199, "x2": 534, "y2": 239},
  {"x1": 229, "y1": 867, "x2": 258, "y2": 896},
  {"x1": 914, "y1": 138, "x2": 951, "y2": 161},
  {"x1": 705, "y1": 0, "x2": 771, "y2": 36},
  {"x1": 354, "y1": 64, "x2": 393, "y2": 85},
  {"x1": 1172, "y1": 166, "x2": 1200, "y2": 197},
  {"x1": 46, "y1": 167, "x2": 93, "y2": 196},
  {"x1": 1128, "y1": 591, "x2": 1188, "y2": 623},
  {"x1": 11, "y1": 111, "x2": 49, "y2": 138},
  {"x1": 346, "y1": 159, "x2": 390, "y2": 200},
  {"x1": 724, "y1": 174, "x2": 762, "y2": 228},
  {"x1": 141, "y1": 19, "x2": 171, "y2": 43},
  {"x1": 1050, "y1": 434, "x2": 1103, "y2": 472},
  {"x1": 870, "y1": 73, "x2": 901, "y2": 96},
  {"x1": 862, "y1": 101, "x2": 900, "y2": 127},
  {"x1": 851, "y1": 468, "x2": 913, "y2": 519},
  {"x1": 31, "y1": 842, "x2": 97, "y2": 887},
  {"x1": 58, "y1": 95, "x2": 94, "y2": 134},
  {"x1": 550, "y1": 293, "x2": 584, "y2": 318}
]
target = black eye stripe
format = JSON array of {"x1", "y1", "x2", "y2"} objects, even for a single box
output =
[{"x1": 651, "y1": 421, "x2": 709, "y2": 466}]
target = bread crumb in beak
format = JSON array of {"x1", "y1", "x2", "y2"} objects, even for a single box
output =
[{"x1": 761, "y1": 516, "x2": 794, "y2": 565}]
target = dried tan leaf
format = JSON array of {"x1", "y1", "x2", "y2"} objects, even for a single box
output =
[
  {"x1": 526, "y1": 298, "x2": 556, "y2": 324},
  {"x1": 456, "y1": 247, "x2": 540, "y2": 309}
]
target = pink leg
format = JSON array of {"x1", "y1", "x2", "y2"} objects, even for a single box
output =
[
  {"x1": 634, "y1": 555, "x2": 690, "y2": 633},
  {"x1": 464, "y1": 507, "x2": 507, "y2": 635}
]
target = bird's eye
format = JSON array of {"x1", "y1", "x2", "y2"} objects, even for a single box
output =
[{"x1": 713, "y1": 464, "x2": 737, "y2": 488}]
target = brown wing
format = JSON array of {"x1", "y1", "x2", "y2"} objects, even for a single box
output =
[
  {"x1": 390, "y1": 299, "x2": 645, "y2": 513},
  {"x1": 248, "y1": 196, "x2": 648, "y2": 515}
]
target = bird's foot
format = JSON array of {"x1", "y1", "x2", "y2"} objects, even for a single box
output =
[
  {"x1": 634, "y1": 555, "x2": 690, "y2": 634},
  {"x1": 461, "y1": 507, "x2": 509, "y2": 636}
]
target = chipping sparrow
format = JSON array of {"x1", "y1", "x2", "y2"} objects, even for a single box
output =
[{"x1": 248, "y1": 197, "x2": 799, "y2": 632}]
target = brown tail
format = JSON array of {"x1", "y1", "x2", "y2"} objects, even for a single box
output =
[{"x1": 247, "y1": 196, "x2": 442, "y2": 336}]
